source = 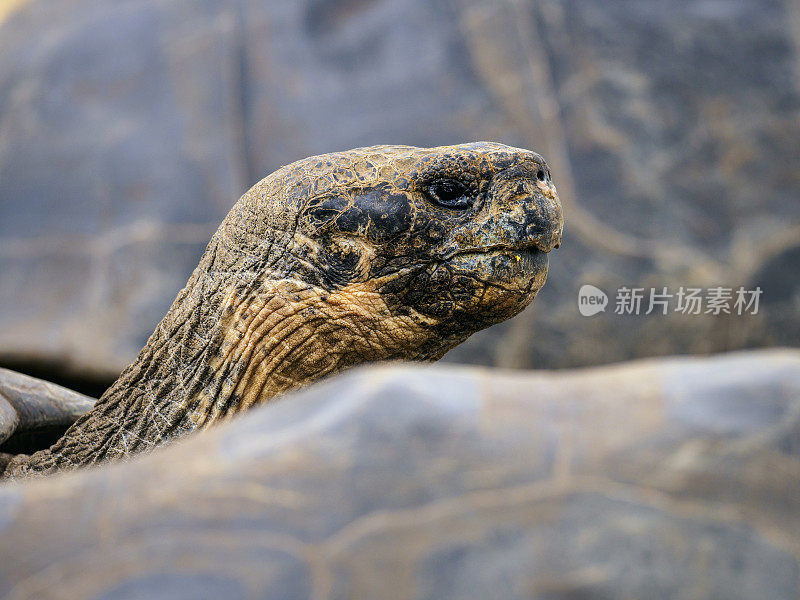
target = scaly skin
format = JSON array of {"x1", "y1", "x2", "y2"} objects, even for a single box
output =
[{"x1": 2, "y1": 142, "x2": 562, "y2": 478}]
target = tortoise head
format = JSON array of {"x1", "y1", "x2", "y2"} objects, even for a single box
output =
[
  {"x1": 2, "y1": 144, "x2": 565, "y2": 475},
  {"x1": 3, "y1": 144, "x2": 563, "y2": 475},
  {"x1": 218, "y1": 142, "x2": 563, "y2": 360}
]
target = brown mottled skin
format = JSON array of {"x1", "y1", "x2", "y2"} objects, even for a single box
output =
[{"x1": 1, "y1": 142, "x2": 562, "y2": 479}]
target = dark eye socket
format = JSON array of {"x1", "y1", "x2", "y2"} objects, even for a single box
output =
[{"x1": 426, "y1": 179, "x2": 473, "y2": 209}]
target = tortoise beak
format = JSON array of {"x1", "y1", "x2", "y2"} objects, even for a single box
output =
[{"x1": 495, "y1": 169, "x2": 563, "y2": 255}]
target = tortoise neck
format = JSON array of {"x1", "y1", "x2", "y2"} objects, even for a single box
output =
[
  {"x1": 9, "y1": 261, "x2": 438, "y2": 477},
  {"x1": 6, "y1": 263, "x2": 229, "y2": 475}
]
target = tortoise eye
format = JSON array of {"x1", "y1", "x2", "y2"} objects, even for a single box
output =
[{"x1": 426, "y1": 179, "x2": 473, "y2": 209}]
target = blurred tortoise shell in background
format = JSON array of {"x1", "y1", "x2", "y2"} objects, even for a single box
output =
[{"x1": 0, "y1": 0, "x2": 797, "y2": 385}]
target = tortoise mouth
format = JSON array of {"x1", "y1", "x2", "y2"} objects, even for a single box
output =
[
  {"x1": 444, "y1": 243, "x2": 550, "y2": 262},
  {"x1": 457, "y1": 245, "x2": 548, "y2": 265},
  {"x1": 441, "y1": 234, "x2": 559, "y2": 262},
  {"x1": 445, "y1": 245, "x2": 549, "y2": 288},
  {"x1": 435, "y1": 246, "x2": 550, "y2": 317}
]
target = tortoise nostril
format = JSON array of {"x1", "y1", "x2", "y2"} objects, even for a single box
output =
[{"x1": 536, "y1": 169, "x2": 545, "y2": 182}]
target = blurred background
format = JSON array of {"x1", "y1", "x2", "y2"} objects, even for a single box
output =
[{"x1": 0, "y1": 0, "x2": 798, "y2": 394}]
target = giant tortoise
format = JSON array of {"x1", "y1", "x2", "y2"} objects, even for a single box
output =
[
  {"x1": 0, "y1": 142, "x2": 563, "y2": 478},
  {"x1": 0, "y1": 350, "x2": 798, "y2": 599}
]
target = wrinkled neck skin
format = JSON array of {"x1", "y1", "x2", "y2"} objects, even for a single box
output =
[{"x1": 5, "y1": 240, "x2": 454, "y2": 479}]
